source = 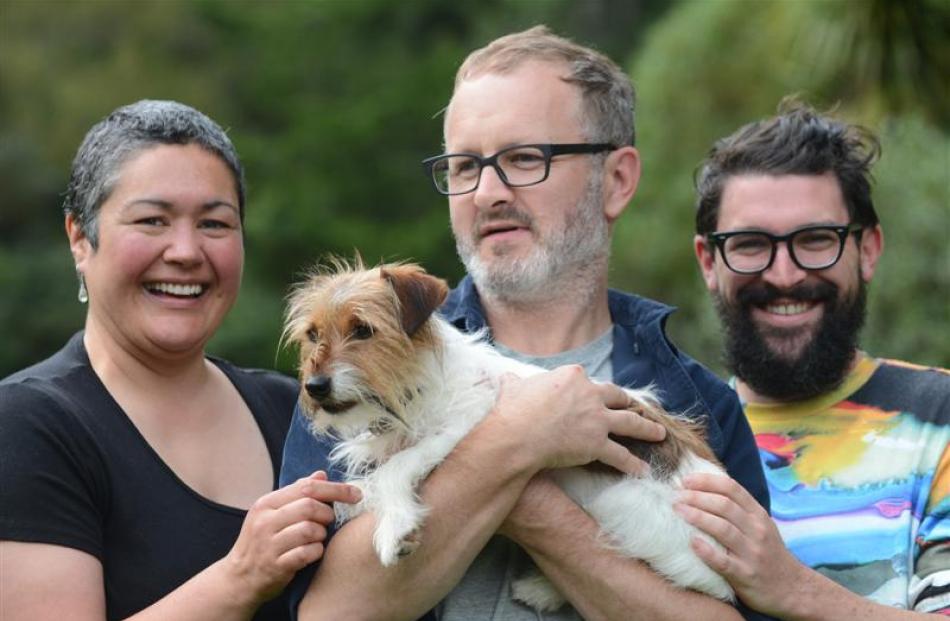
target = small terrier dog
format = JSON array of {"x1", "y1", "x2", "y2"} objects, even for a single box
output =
[{"x1": 284, "y1": 259, "x2": 733, "y2": 610}]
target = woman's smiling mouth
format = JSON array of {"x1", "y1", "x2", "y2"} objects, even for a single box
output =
[{"x1": 144, "y1": 282, "x2": 207, "y2": 298}]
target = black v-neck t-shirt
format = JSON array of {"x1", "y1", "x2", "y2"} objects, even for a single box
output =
[{"x1": 0, "y1": 332, "x2": 297, "y2": 619}]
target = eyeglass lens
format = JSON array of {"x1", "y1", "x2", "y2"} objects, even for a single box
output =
[
  {"x1": 723, "y1": 228, "x2": 844, "y2": 272},
  {"x1": 430, "y1": 146, "x2": 549, "y2": 194}
]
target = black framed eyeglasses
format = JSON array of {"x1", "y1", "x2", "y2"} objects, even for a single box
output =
[
  {"x1": 422, "y1": 143, "x2": 617, "y2": 196},
  {"x1": 706, "y1": 224, "x2": 865, "y2": 275}
]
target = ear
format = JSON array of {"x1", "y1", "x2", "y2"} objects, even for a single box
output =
[
  {"x1": 602, "y1": 146, "x2": 641, "y2": 223},
  {"x1": 65, "y1": 214, "x2": 92, "y2": 270},
  {"x1": 858, "y1": 224, "x2": 884, "y2": 282},
  {"x1": 381, "y1": 264, "x2": 449, "y2": 336},
  {"x1": 694, "y1": 234, "x2": 719, "y2": 292}
]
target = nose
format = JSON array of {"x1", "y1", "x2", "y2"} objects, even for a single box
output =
[
  {"x1": 163, "y1": 224, "x2": 203, "y2": 267},
  {"x1": 762, "y1": 242, "x2": 807, "y2": 289},
  {"x1": 472, "y1": 164, "x2": 514, "y2": 210},
  {"x1": 305, "y1": 374, "x2": 332, "y2": 400}
]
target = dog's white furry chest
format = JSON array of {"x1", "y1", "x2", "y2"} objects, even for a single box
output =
[
  {"x1": 325, "y1": 325, "x2": 531, "y2": 524},
  {"x1": 328, "y1": 328, "x2": 529, "y2": 478}
]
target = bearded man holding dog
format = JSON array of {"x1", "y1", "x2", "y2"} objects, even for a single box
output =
[
  {"x1": 679, "y1": 101, "x2": 950, "y2": 619},
  {"x1": 280, "y1": 26, "x2": 772, "y2": 621}
]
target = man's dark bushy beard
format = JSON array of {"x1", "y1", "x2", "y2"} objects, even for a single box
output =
[{"x1": 714, "y1": 279, "x2": 867, "y2": 401}]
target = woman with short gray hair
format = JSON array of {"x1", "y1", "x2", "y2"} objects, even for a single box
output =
[{"x1": 0, "y1": 100, "x2": 357, "y2": 620}]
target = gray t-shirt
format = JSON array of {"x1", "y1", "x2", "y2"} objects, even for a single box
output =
[{"x1": 436, "y1": 328, "x2": 613, "y2": 621}]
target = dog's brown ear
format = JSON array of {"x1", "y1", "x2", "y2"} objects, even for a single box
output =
[{"x1": 381, "y1": 265, "x2": 449, "y2": 336}]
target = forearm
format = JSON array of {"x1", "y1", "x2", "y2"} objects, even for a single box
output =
[
  {"x1": 777, "y1": 567, "x2": 928, "y2": 621},
  {"x1": 298, "y1": 418, "x2": 537, "y2": 620},
  {"x1": 677, "y1": 473, "x2": 931, "y2": 621},
  {"x1": 2, "y1": 542, "x2": 263, "y2": 621},
  {"x1": 507, "y1": 490, "x2": 742, "y2": 621},
  {"x1": 126, "y1": 559, "x2": 261, "y2": 621}
]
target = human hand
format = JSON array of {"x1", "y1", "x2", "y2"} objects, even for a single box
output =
[
  {"x1": 674, "y1": 473, "x2": 807, "y2": 616},
  {"x1": 223, "y1": 471, "x2": 361, "y2": 606},
  {"x1": 492, "y1": 366, "x2": 666, "y2": 475}
]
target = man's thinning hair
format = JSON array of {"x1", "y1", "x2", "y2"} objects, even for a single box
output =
[
  {"x1": 694, "y1": 100, "x2": 881, "y2": 234},
  {"x1": 451, "y1": 25, "x2": 636, "y2": 147},
  {"x1": 64, "y1": 99, "x2": 246, "y2": 248}
]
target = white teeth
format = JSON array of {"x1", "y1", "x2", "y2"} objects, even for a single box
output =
[
  {"x1": 766, "y1": 303, "x2": 810, "y2": 316},
  {"x1": 147, "y1": 282, "x2": 204, "y2": 297}
]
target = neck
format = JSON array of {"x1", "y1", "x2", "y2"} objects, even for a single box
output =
[
  {"x1": 483, "y1": 283, "x2": 612, "y2": 356},
  {"x1": 735, "y1": 349, "x2": 864, "y2": 405},
  {"x1": 83, "y1": 316, "x2": 211, "y2": 395}
]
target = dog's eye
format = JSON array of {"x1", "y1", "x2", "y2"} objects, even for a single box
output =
[
  {"x1": 351, "y1": 323, "x2": 373, "y2": 340},
  {"x1": 306, "y1": 327, "x2": 319, "y2": 343}
]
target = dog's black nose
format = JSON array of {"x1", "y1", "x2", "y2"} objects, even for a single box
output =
[{"x1": 305, "y1": 375, "x2": 332, "y2": 399}]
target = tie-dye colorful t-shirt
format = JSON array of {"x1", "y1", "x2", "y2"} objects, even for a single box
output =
[{"x1": 742, "y1": 355, "x2": 950, "y2": 614}]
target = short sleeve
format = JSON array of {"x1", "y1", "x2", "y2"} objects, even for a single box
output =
[
  {"x1": 911, "y1": 442, "x2": 950, "y2": 613},
  {"x1": 0, "y1": 381, "x2": 107, "y2": 559}
]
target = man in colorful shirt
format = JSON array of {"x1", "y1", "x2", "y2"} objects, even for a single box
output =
[{"x1": 678, "y1": 101, "x2": 949, "y2": 619}]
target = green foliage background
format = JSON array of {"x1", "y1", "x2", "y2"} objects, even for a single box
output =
[{"x1": 1, "y1": 0, "x2": 947, "y2": 379}]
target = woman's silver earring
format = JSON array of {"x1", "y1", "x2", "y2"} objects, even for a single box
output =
[{"x1": 77, "y1": 269, "x2": 88, "y2": 304}]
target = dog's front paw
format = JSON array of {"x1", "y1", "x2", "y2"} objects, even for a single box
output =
[
  {"x1": 374, "y1": 516, "x2": 423, "y2": 566},
  {"x1": 396, "y1": 528, "x2": 422, "y2": 558},
  {"x1": 511, "y1": 569, "x2": 566, "y2": 612}
]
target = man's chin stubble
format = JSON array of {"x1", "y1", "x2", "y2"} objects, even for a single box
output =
[{"x1": 757, "y1": 323, "x2": 821, "y2": 364}]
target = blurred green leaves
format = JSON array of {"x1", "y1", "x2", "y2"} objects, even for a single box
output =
[
  {"x1": 616, "y1": 0, "x2": 949, "y2": 373},
  {"x1": 1, "y1": 0, "x2": 946, "y2": 378}
]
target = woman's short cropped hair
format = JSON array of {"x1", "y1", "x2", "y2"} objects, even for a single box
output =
[{"x1": 63, "y1": 100, "x2": 245, "y2": 246}]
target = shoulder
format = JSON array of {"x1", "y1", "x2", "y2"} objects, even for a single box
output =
[
  {"x1": 214, "y1": 359, "x2": 297, "y2": 397},
  {"x1": 858, "y1": 358, "x2": 950, "y2": 425},
  {"x1": 2, "y1": 332, "x2": 87, "y2": 389},
  {"x1": 440, "y1": 282, "x2": 465, "y2": 317},
  {"x1": 674, "y1": 348, "x2": 736, "y2": 407},
  {"x1": 242, "y1": 366, "x2": 298, "y2": 398},
  {"x1": 440, "y1": 276, "x2": 486, "y2": 332},
  {"x1": 213, "y1": 359, "x2": 298, "y2": 418},
  {"x1": 0, "y1": 342, "x2": 110, "y2": 532},
  {"x1": 1, "y1": 334, "x2": 95, "y2": 433},
  {"x1": 609, "y1": 289, "x2": 732, "y2": 411},
  {"x1": 607, "y1": 288, "x2": 673, "y2": 326},
  {"x1": 0, "y1": 377, "x2": 80, "y2": 438},
  {"x1": 875, "y1": 358, "x2": 950, "y2": 392}
]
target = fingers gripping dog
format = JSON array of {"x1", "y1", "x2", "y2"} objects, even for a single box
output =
[{"x1": 284, "y1": 259, "x2": 734, "y2": 611}]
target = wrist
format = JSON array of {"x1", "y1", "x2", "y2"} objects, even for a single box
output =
[
  {"x1": 469, "y1": 408, "x2": 544, "y2": 478},
  {"x1": 503, "y1": 483, "x2": 580, "y2": 547},
  {"x1": 777, "y1": 561, "x2": 840, "y2": 621},
  {"x1": 211, "y1": 556, "x2": 269, "y2": 613}
]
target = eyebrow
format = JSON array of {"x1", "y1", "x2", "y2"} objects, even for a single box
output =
[
  {"x1": 123, "y1": 198, "x2": 239, "y2": 214},
  {"x1": 722, "y1": 219, "x2": 845, "y2": 232}
]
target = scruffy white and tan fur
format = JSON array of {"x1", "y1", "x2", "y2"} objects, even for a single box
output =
[{"x1": 284, "y1": 260, "x2": 734, "y2": 610}]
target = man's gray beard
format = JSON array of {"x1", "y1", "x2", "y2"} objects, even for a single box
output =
[{"x1": 456, "y1": 171, "x2": 609, "y2": 307}]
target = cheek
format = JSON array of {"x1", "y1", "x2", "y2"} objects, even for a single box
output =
[
  {"x1": 814, "y1": 249, "x2": 861, "y2": 294},
  {"x1": 98, "y1": 235, "x2": 160, "y2": 281},
  {"x1": 448, "y1": 200, "x2": 472, "y2": 235},
  {"x1": 209, "y1": 238, "x2": 244, "y2": 285},
  {"x1": 715, "y1": 269, "x2": 752, "y2": 302},
  {"x1": 698, "y1": 255, "x2": 724, "y2": 293}
]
